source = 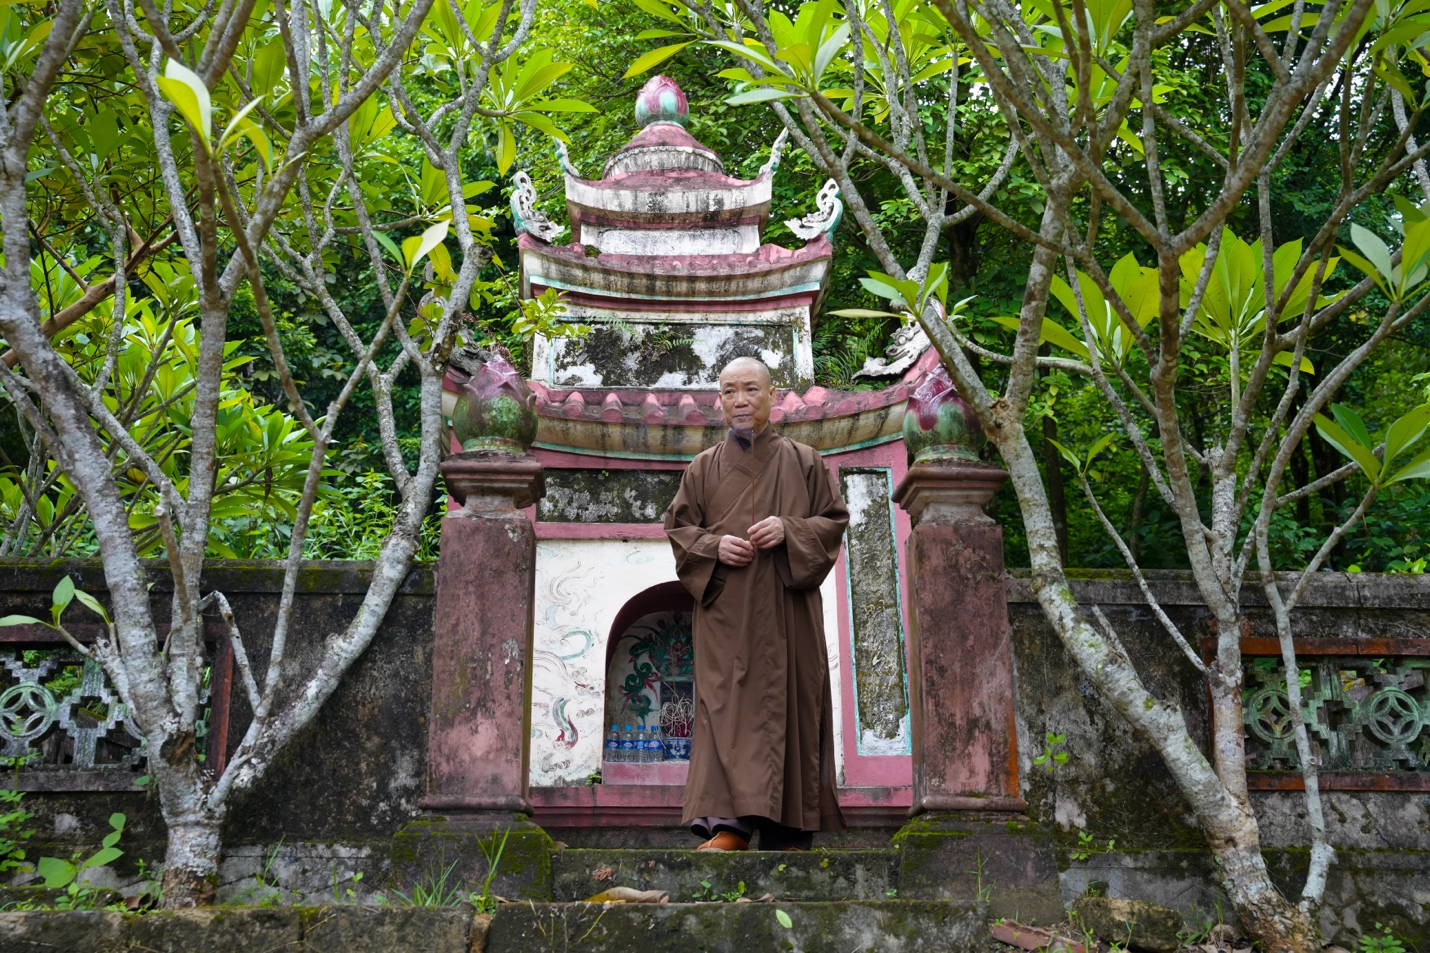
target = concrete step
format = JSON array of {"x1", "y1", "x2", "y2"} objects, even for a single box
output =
[
  {"x1": 486, "y1": 900, "x2": 987, "y2": 953},
  {"x1": 552, "y1": 848, "x2": 901, "y2": 902}
]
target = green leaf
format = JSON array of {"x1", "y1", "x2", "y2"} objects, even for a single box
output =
[
  {"x1": 108, "y1": 813, "x2": 125, "y2": 832},
  {"x1": 403, "y1": 221, "x2": 450, "y2": 275},
  {"x1": 1385, "y1": 443, "x2": 1430, "y2": 484},
  {"x1": 235, "y1": 116, "x2": 272, "y2": 170},
  {"x1": 1335, "y1": 245, "x2": 1389, "y2": 296},
  {"x1": 1085, "y1": 433, "x2": 1115, "y2": 466},
  {"x1": 156, "y1": 58, "x2": 212, "y2": 143},
  {"x1": 81, "y1": 846, "x2": 122, "y2": 870},
  {"x1": 775, "y1": 909, "x2": 793, "y2": 928},
  {"x1": 726, "y1": 87, "x2": 802, "y2": 105},
  {"x1": 1383, "y1": 403, "x2": 1430, "y2": 469},
  {"x1": 0, "y1": 615, "x2": 41, "y2": 626},
  {"x1": 494, "y1": 125, "x2": 516, "y2": 175},
  {"x1": 371, "y1": 230, "x2": 403, "y2": 266},
  {"x1": 73, "y1": 589, "x2": 108, "y2": 622},
  {"x1": 827, "y1": 308, "x2": 904, "y2": 318},
  {"x1": 1314, "y1": 413, "x2": 1381, "y2": 483},
  {"x1": 52, "y1": 576, "x2": 74, "y2": 614},
  {"x1": 37, "y1": 856, "x2": 77, "y2": 889},
  {"x1": 623, "y1": 41, "x2": 692, "y2": 78},
  {"x1": 1350, "y1": 224, "x2": 1395, "y2": 290},
  {"x1": 1046, "y1": 438, "x2": 1083, "y2": 471},
  {"x1": 1331, "y1": 403, "x2": 1374, "y2": 451}
]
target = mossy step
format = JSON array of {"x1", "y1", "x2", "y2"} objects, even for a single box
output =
[
  {"x1": 486, "y1": 900, "x2": 987, "y2": 953},
  {"x1": 552, "y1": 848, "x2": 900, "y2": 902}
]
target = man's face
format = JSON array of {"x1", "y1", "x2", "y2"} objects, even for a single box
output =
[{"x1": 719, "y1": 362, "x2": 775, "y2": 435}]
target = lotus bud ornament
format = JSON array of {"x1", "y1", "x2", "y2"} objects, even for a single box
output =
[
  {"x1": 902, "y1": 365, "x2": 986, "y2": 464},
  {"x1": 449, "y1": 354, "x2": 538, "y2": 453}
]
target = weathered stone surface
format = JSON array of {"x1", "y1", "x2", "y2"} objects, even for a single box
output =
[
  {"x1": 841, "y1": 469, "x2": 908, "y2": 750},
  {"x1": 0, "y1": 906, "x2": 489, "y2": 952},
  {"x1": 299, "y1": 905, "x2": 473, "y2": 952},
  {"x1": 388, "y1": 818, "x2": 554, "y2": 903},
  {"x1": 126, "y1": 907, "x2": 303, "y2": 952},
  {"x1": 895, "y1": 814, "x2": 1063, "y2": 925},
  {"x1": 486, "y1": 900, "x2": 987, "y2": 952},
  {"x1": 1071, "y1": 896, "x2": 1182, "y2": 952},
  {"x1": 427, "y1": 508, "x2": 538, "y2": 813},
  {"x1": 537, "y1": 469, "x2": 681, "y2": 523},
  {"x1": 548, "y1": 323, "x2": 797, "y2": 389},
  {"x1": 900, "y1": 515, "x2": 1022, "y2": 813},
  {"x1": 551, "y1": 848, "x2": 899, "y2": 901},
  {"x1": 0, "y1": 910, "x2": 127, "y2": 953}
]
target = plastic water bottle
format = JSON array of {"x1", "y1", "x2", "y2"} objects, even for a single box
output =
[
  {"x1": 650, "y1": 724, "x2": 665, "y2": 761},
  {"x1": 621, "y1": 726, "x2": 636, "y2": 762},
  {"x1": 636, "y1": 727, "x2": 651, "y2": 763},
  {"x1": 605, "y1": 724, "x2": 621, "y2": 763}
]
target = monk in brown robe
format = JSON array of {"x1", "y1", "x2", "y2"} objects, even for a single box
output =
[{"x1": 664, "y1": 356, "x2": 849, "y2": 851}]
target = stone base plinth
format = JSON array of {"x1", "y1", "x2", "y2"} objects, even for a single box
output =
[
  {"x1": 896, "y1": 812, "x2": 1062, "y2": 924},
  {"x1": 389, "y1": 814, "x2": 554, "y2": 902}
]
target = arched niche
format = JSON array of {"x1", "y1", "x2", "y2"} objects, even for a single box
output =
[{"x1": 602, "y1": 582, "x2": 695, "y2": 765}]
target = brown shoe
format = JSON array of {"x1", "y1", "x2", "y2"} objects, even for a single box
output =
[{"x1": 696, "y1": 831, "x2": 749, "y2": 851}]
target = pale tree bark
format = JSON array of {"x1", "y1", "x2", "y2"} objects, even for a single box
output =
[
  {"x1": 0, "y1": 0, "x2": 540, "y2": 905},
  {"x1": 680, "y1": 0, "x2": 1417, "y2": 948}
]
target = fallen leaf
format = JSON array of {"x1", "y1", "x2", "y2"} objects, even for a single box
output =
[
  {"x1": 591, "y1": 865, "x2": 615, "y2": 882},
  {"x1": 581, "y1": 887, "x2": 670, "y2": 904}
]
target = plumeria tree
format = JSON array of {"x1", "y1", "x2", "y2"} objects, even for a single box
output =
[
  {"x1": 0, "y1": 0, "x2": 585, "y2": 905},
  {"x1": 628, "y1": 0, "x2": 1430, "y2": 947}
]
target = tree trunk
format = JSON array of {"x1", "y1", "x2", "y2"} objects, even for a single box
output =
[
  {"x1": 1213, "y1": 822, "x2": 1318, "y2": 952},
  {"x1": 946, "y1": 210, "x2": 985, "y2": 292},
  {"x1": 1042, "y1": 412, "x2": 1069, "y2": 564},
  {"x1": 160, "y1": 815, "x2": 223, "y2": 907}
]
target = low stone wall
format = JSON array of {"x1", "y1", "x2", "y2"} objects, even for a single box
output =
[
  {"x1": 1008, "y1": 570, "x2": 1430, "y2": 942},
  {"x1": 1, "y1": 560, "x2": 1427, "y2": 942},
  {"x1": 0, "y1": 906, "x2": 487, "y2": 953}
]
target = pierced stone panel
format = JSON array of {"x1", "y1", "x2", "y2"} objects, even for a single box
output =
[
  {"x1": 0, "y1": 648, "x2": 146, "y2": 771},
  {"x1": 1244, "y1": 655, "x2": 1430, "y2": 773},
  {"x1": 840, "y1": 467, "x2": 910, "y2": 756}
]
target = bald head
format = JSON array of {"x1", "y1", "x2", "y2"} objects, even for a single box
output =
[
  {"x1": 720, "y1": 356, "x2": 772, "y2": 388},
  {"x1": 719, "y1": 357, "x2": 776, "y2": 436}
]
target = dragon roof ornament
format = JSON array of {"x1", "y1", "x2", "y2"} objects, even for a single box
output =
[
  {"x1": 785, "y1": 179, "x2": 843, "y2": 242},
  {"x1": 510, "y1": 170, "x2": 564, "y2": 244}
]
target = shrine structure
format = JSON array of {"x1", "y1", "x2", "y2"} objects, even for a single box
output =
[{"x1": 432, "y1": 76, "x2": 1021, "y2": 838}]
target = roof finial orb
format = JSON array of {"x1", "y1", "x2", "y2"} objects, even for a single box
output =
[{"x1": 635, "y1": 75, "x2": 689, "y2": 129}]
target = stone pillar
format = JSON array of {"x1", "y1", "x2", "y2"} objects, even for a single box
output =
[
  {"x1": 423, "y1": 451, "x2": 545, "y2": 815},
  {"x1": 392, "y1": 449, "x2": 555, "y2": 903},
  {"x1": 892, "y1": 460, "x2": 1025, "y2": 815}
]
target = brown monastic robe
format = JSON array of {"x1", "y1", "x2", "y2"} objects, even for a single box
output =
[{"x1": 664, "y1": 424, "x2": 849, "y2": 832}]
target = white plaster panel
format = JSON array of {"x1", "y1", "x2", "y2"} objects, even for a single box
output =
[
  {"x1": 530, "y1": 539, "x2": 677, "y2": 787},
  {"x1": 822, "y1": 565, "x2": 845, "y2": 784},
  {"x1": 580, "y1": 224, "x2": 760, "y2": 256},
  {"x1": 530, "y1": 537, "x2": 850, "y2": 789}
]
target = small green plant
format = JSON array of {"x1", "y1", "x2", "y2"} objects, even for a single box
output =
[
  {"x1": 36, "y1": 812, "x2": 125, "y2": 910},
  {"x1": 331, "y1": 864, "x2": 364, "y2": 904},
  {"x1": 690, "y1": 879, "x2": 746, "y2": 902},
  {"x1": 1069, "y1": 831, "x2": 1116, "y2": 862},
  {"x1": 465, "y1": 830, "x2": 510, "y2": 914},
  {"x1": 1033, "y1": 732, "x2": 1068, "y2": 771},
  {"x1": 231, "y1": 838, "x2": 286, "y2": 906},
  {"x1": 884, "y1": 887, "x2": 898, "y2": 898},
  {"x1": 0, "y1": 755, "x2": 36, "y2": 876},
  {"x1": 394, "y1": 858, "x2": 468, "y2": 907},
  {"x1": 970, "y1": 850, "x2": 993, "y2": 902},
  {"x1": 1360, "y1": 923, "x2": 1408, "y2": 953}
]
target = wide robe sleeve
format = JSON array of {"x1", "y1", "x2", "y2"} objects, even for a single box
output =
[
  {"x1": 776, "y1": 449, "x2": 849, "y2": 590},
  {"x1": 665, "y1": 455, "x2": 727, "y2": 606}
]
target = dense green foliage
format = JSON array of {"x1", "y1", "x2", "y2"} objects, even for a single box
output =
[{"x1": 2, "y1": 0, "x2": 1426, "y2": 571}]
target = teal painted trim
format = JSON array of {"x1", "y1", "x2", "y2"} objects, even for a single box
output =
[
  {"x1": 532, "y1": 430, "x2": 902, "y2": 462},
  {"x1": 839, "y1": 466, "x2": 913, "y2": 758},
  {"x1": 528, "y1": 272, "x2": 826, "y2": 302}
]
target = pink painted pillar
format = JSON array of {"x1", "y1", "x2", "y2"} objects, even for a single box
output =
[
  {"x1": 422, "y1": 452, "x2": 545, "y2": 814},
  {"x1": 892, "y1": 460, "x2": 1026, "y2": 815}
]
